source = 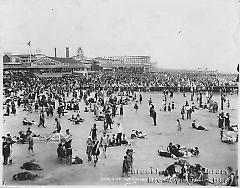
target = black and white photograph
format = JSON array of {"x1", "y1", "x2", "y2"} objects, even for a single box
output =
[{"x1": 0, "y1": 0, "x2": 239, "y2": 186}]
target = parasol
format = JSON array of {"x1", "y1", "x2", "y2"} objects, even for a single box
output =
[{"x1": 46, "y1": 133, "x2": 67, "y2": 143}]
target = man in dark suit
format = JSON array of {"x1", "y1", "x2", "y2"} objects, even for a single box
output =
[
  {"x1": 2, "y1": 137, "x2": 10, "y2": 165},
  {"x1": 152, "y1": 109, "x2": 157, "y2": 126}
]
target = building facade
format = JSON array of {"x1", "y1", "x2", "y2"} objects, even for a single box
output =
[
  {"x1": 107, "y1": 56, "x2": 151, "y2": 71},
  {"x1": 108, "y1": 56, "x2": 151, "y2": 65},
  {"x1": 3, "y1": 54, "x2": 46, "y2": 63},
  {"x1": 3, "y1": 56, "x2": 87, "y2": 77}
]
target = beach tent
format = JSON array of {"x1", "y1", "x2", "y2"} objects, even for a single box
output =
[{"x1": 223, "y1": 131, "x2": 237, "y2": 143}]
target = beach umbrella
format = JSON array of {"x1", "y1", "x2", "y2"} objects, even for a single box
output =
[{"x1": 47, "y1": 133, "x2": 66, "y2": 143}]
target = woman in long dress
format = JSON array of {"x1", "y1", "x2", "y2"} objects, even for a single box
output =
[
  {"x1": 100, "y1": 132, "x2": 108, "y2": 158},
  {"x1": 92, "y1": 140, "x2": 100, "y2": 167},
  {"x1": 86, "y1": 136, "x2": 93, "y2": 164}
]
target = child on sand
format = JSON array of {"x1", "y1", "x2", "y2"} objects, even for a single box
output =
[{"x1": 176, "y1": 119, "x2": 183, "y2": 135}]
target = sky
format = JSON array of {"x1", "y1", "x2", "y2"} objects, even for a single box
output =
[{"x1": 0, "y1": 0, "x2": 240, "y2": 73}]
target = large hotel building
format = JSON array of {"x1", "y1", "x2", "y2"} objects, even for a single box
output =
[{"x1": 108, "y1": 56, "x2": 151, "y2": 66}]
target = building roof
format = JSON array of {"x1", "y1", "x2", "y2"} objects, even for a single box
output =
[
  {"x1": 108, "y1": 55, "x2": 151, "y2": 58},
  {"x1": 4, "y1": 56, "x2": 86, "y2": 69},
  {"x1": 80, "y1": 59, "x2": 94, "y2": 64},
  {"x1": 4, "y1": 54, "x2": 46, "y2": 59},
  {"x1": 3, "y1": 62, "x2": 22, "y2": 65},
  {"x1": 101, "y1": 63, "x2": 146, "y2": 68},
  {"x1": 48, "y1": 57, "x2": 81, "y2": 64},
  {"x1": 3, "y1": 64, "x2": 27, "y2": 69},
  {"x1": 4, "y1": 54, "x2": 36, "y2": 58},
  {"x1": 30, "y1": 56, "x2": 86, "y2": 69}
]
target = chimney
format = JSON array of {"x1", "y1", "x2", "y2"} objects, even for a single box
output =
[
  {"x1": 66, "y1": 47, "x2": 69, "y2": 58},
  {"x1": 54, "y1": 48, "x2": 57, "y2": 57}
]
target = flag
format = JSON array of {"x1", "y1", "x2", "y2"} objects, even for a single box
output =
[
  {"x1": 237, "y1": 64, "x2": 239, "y2": 72},
  {"x1": 27, "y1": 41, "x2": 31, "y2": 47}
]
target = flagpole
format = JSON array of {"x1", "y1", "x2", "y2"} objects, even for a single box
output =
[
  {"x1": 30, "y1": 51, "x2": 31, "y2": 64},
  {"x1": 27, "y1": 41, "x2": 32, "y2": 64},
  {"x1": 30, "y1": 44, "x2": 32, "y2": 64}
]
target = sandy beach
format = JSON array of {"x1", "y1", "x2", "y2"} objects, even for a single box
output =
[{"x1": 2, "y1": 91, "x2": 238, "y2": 185}]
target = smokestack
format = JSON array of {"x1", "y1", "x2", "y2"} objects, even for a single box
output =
[
  {"x1": 54, "y1": 48, "x2": 57, "y2": 57},
  {"x1": 66, "y1": 47, "x2": 69, "y2": 58}
]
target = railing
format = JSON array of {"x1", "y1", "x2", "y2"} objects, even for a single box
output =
[{"x1": 72, "y1": 85, "x2": 239, "y2": 93}]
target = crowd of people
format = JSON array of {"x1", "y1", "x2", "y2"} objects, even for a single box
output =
[
  {"x1": 3, "y1": 69, "x2": 238, "y2": 98},
  {"x1": 158, "y1": 142, "x2": 200, "y2": 159},
  {"x1": 2, "y1": 68, "x2": 238, "y2": 186}
]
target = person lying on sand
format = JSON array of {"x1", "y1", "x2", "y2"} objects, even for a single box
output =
[
  {"x1": 131, "y1": 130, "x2": 147, "y2": 139},
  {"x1": 157, "y1": 150, "x2": 178, "y2": 159},
  {"x1": 23, "y1": 118, "x2": 35, "y2": 126},
  {"x1": 13, "y1": 172, "x2": 39, "y2": 181},
  {"x1": 192, "y1": 120, "x2": 208, "y2": 131},
  {"x1": 166, "y1": 143, "x2": 200, "y2": 158},
  {"x1": 73, "y1": 114, "x2": 84, "y2": 124},
  {"x1": 72, "y1": 156, "x2": 83, "y2": 164},
  {"x1": 227, "y1": 124, "x2": 238, "y2": 132},
  {"x1": 95, "y1": 112, "x2": 105, "y2": 121},
  {"x1": 68, "y1": 115, "x2": 77, "y2": 121},
  {"x1": 188, "y1": 147, "x2": 199, "y2": 156},
  {"x1": 20, "y1": 162, "x2": 43, "y2": 170}
]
